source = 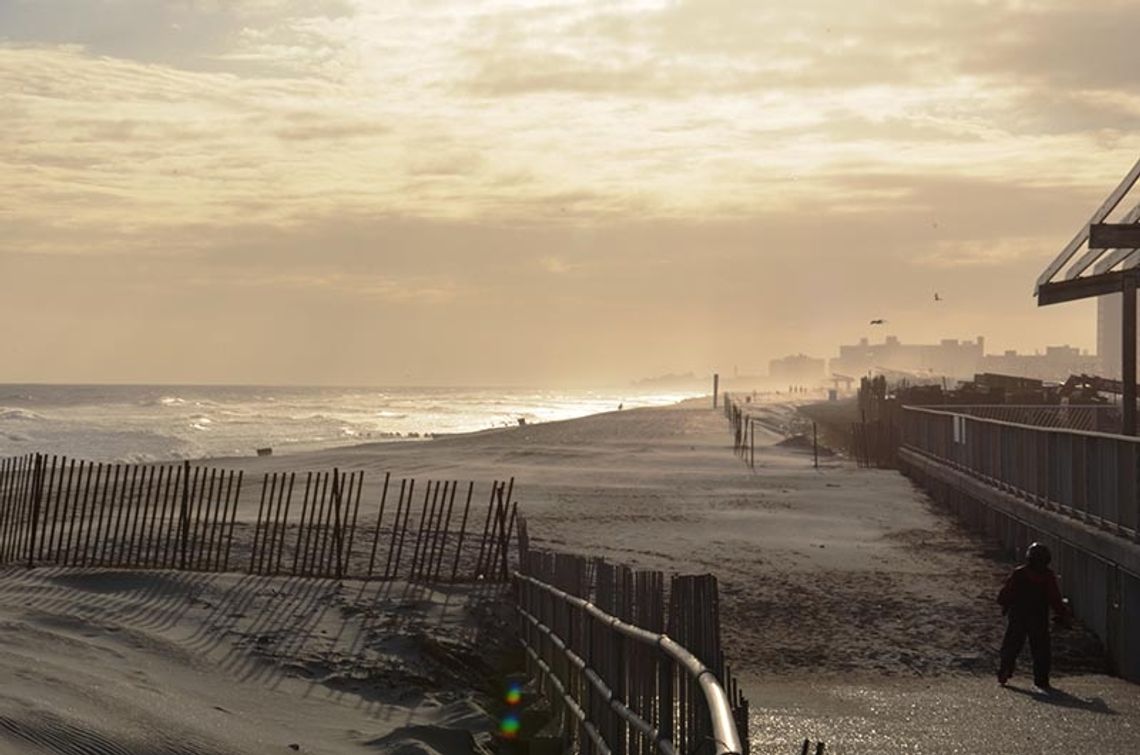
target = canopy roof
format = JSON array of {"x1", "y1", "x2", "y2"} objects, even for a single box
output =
[{"x1": 1036, "y1": 157, "x2": 1140, "y2": 305}]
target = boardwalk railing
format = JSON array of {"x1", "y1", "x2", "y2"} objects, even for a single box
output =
[
  {"x1": 944, "y1": 404, "x2": 1122, "y2": 433},
  {"x1": 897, "y1": 405, "x2": 1140, "y2": 680},
  {"x1": 515, "y1": 541, "x2": 748, "y2": 755},
  {"x1": 0, "y1": 453, "x2": 519, "y2": 581},
  {"x1": 900, "y1": 406, "x2": 1139, "y2": 541}
]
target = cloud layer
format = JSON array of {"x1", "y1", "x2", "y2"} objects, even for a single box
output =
[{"x1": 1, "y1": 0, "x2": 1136, "y2": 383}]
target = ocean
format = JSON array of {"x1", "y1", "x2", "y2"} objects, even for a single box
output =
[{"x1": 0, "y1": 384, "x2": 696, "y2": 462}]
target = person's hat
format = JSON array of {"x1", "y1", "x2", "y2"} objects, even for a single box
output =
[{"x1": 1026, "y1": 542, "x2": 1052, "y2": 568}]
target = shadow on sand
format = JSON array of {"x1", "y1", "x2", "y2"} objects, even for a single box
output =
[
  {"x1": 0, "y1": 565, "x2": 510, "y2": 723},
  {"x1": 1003, "y1": 683, "x2": 1117, "y2": 715}
]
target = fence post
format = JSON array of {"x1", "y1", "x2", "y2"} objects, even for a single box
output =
[
  {"x1": 27, "y1": 453, "x2": 44, "y2": 568},
  {"x1": 331, "y1": 469, "x2": 344, "y2": 579},
  {"x1": 813, "y1": 422, "x2": 819, "y2": 469},
  {"x1": 179, "y1": 460, "x2": 191, "y2": 570},
  {"x1": 749, "y1": 418, "x2": 754, "y2": 469}
]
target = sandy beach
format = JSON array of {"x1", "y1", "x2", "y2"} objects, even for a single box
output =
[
  {"x1": 2, "y1": 396, "x2": 1138, "y2": 753},
  {"x1": 229, "y1": 395, "x2": 1139, "y2": 752}
]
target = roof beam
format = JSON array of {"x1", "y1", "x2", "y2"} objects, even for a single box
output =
[
  {"x1": 1090, "y1": 223, "x2": 1140, "y2": 250},
  {"x1": 1037, "y1": 269, "x2": 1129, "y2": 306},
  {"x1": 1067, "y1": 203, "x2": 1140, "y2": 278},
  {"x1": 1035, "y1": 156, "x2": 1140, "y2": 291}
]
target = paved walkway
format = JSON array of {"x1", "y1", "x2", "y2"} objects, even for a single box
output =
[{"x1": 745, "y1": 673, "x2": 1140, "y2": 754}]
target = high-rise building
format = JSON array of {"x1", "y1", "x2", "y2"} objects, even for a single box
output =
[{"x1": 1097, "y1": 293, "x2": 1140, "y2": 379}]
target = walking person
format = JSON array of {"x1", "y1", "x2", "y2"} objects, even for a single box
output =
[{"x1": 997, "y1": 542, "x2": 1070, "y2": 690}]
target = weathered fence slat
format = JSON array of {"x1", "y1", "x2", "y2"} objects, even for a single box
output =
[
  {"x1": 344, "y1": 470, "x2": 363, "y2": 574},
  {"x1": 450, "y1": 481, "x2": 474, "y2": 582},
  {"x1": 291, "y1": 472, "x2": 313, "y2": 576},
  {"x1": 384, "y1": 478, "x2": 409, "y2": 579},
  {"x1": 251, "y1": 472, "x2": 270, "y2": 574},
  {"x1": 0, "y1": 456, "x2": 517, "y2": 586},
  {"x1": 474, "y1": 480, "x2": 499, "y2": 578},
  {"x1": 366, "y1": 472, "x2": 391, "y2": 579},
  {"x1": 0, "y1": 458, "x2": 11, "y2": 562},
  {"x1": 330, "y1": 470, "x2": 346, "y2": 578},
  {"x1": 305, "y1": 472, "x2": 328, "y2": 575},
  {"x1": 48, "y1": 456, "x2": 62, "y2": 562},
  {"x1": 0, "y1": 458, "x2": 16, "y2": 563},
  {"x1": 222, "y1": 470, "x2": 243, "y2": 572},
  {"x1": 270, "y1": 472, "x2": 293, "y2": 574}
]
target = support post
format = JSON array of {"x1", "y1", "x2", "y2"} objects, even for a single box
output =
[
  {"x1": 713, "y1": 374, "x2": 719, "y2": 409},
  {"x1": 813, "y1": 421, "x2": 819, "y2": 469},
  {"x1": 749, "y1": 419, "x2": 754, "y2": 469},
  {"x1": 1123, "y1": 271, "x2": 1137, "y2": 436}
]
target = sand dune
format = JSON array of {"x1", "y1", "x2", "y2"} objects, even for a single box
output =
[{"x1": 0, "y1": 568, "x2": 498, "y2": 753}]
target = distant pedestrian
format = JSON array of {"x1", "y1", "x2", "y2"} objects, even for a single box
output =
[{"x1": 997, "y1": 542, "x2": 1070, "y2": 690}]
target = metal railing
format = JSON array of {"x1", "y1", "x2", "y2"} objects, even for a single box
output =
[
  {"x1": 937, "y1": 404, "x2": 1121, "y2": 433},
  {"x1": 514, "y1": 541, "x2": 747, "y2": 755},
  {"x1": 899, "y1": 406, "x2": 1139, "y2": 540},
  {"x1": 517, "y1": 574, "x2": 743, "y2": 755}
]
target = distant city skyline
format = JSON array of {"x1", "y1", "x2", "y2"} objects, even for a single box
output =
[{"x1": 1, "y1": 1, "x2": 1135, "y2": 385}]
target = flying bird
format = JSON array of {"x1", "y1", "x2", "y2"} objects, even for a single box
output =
[{"x1": 870, "y1": 319, "x2": 886, "y2": 325}]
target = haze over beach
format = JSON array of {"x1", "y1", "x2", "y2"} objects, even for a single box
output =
[{"x1": 3, "y1": 1, "x2": 1140, "y2": 754}]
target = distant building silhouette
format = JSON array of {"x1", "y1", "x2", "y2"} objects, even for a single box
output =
[
  {"x1": 828, "y1": 335, "x2": 1095, "y2": 383},
  {"x1": 981, "y1": 346, "x2": 1097, "y2": 382},
  {"x1": 829, "y1": 335, "x2": 985, "y2": 380},
  {"x1": 768, "y1": 354, "x2": 825, "y2": 384}
]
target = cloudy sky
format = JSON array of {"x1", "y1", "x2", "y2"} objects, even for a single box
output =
[{"x1": 2, "y1": 0, "x2": 1138, "y2": 385}]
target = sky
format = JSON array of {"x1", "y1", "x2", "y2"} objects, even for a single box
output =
[{"x1": 2, "y1": 0, "x2": 1139, "y2": 386}]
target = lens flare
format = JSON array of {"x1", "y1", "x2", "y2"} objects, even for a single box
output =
[
  {"x1": 505, "y1": 682, "x2": 523, "y2": 705},
  {"x1": 500, "y1": 713, "x2": 521, "y2": 738}
]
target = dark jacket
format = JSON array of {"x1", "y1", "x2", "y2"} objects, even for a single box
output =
[{"x1": 997, "y1": 565, "x2": 1068, "y2": 621}]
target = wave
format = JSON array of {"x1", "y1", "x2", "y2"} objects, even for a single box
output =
[
  {"x1": 0, "y1": 408, "x2": 47, "y2": 422},
  {"x1": 0, "y1": 386, "x2": 697, "y2": 462}
]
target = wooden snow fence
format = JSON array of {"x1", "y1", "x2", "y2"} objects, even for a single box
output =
[
  {"x1": 514, "y1": 536, "x2": 749, "y2": 755},
  {"x1": 0, "y1": 453, "x2": 519, "y2": 582}
]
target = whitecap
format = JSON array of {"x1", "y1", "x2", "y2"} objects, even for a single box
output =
[{"x1": 0, "y1": 408, "x2": 46, "y2": 422}]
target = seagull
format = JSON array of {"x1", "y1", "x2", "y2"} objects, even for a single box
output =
[
  {"x1": 934, "y1": 292, "x2": 942, "y2": 301},
  {"x1": 870, "y1": 319, "x2": 886, "y2": 325}
]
